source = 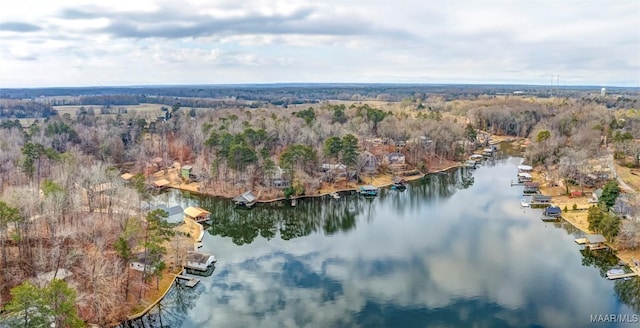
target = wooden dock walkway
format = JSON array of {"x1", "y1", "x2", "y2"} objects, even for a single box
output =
[
  {"x1": 176, "y1": 275, "x2": 201, "y2": 287},
  {"x1": 607, "y1": 272, "x2": 639, "y2": 280}
]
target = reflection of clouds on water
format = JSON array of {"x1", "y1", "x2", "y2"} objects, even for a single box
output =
[{"x1": 161, "y1": 158, "x2": 636, "y2": 327}]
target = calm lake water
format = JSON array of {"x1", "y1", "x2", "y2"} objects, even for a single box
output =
[{"x1": 124, "y1": 155, "x2": 640, "y2": 328}]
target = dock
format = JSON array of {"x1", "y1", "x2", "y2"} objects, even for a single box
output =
[
  {"x1": 575, "y1": 238, "x2": 587, "y2": 244},
  {"x1": 176, "y1": 275, "x2": 201, "y2": 287},
  {"x1": 607, "y1": 271, "x2": 639, "y2": 280}
]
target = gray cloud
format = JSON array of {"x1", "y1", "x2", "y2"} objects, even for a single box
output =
[
  {"x1": 57, "y1": 6, "x2": 411, "y2": 40},
  {"x1": 0, "y1": 22, "x2": 42, "y2": 32}
]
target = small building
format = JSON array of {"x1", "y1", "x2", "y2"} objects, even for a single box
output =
[
  {"x1": 185, "y1": 251, "x2": 217, "y2": 271},
  {"x1": 153, "y1": 179, "x2": 171, "y2": 190},
  {"x1": 130, "y1": 252, "x2": 159, "y2": 273},
  {"x1": 184, "y1": 206, "x2": 211, "y2": 224},
  {"x1": 585, "y1": 234, "x2": 607, "y2": 250},
  {"x1": 531, "y1": 194, "x2": 552, "y2": 206},
  {"x1": 482, "y1": 148, "x2": 494, "y2": 156},
  {"x1": 181, "y1": 165, "x2": 194, "y2": 180},
  {"x1": 321, "y1": 163, "x2": 347, "y2": 172},
  {"x1": 121, "y1": 173, "x2": 134, "y2": 181},
  {"x1": 517, "y1": 173, "x2": 532, "y2": 182},
  {"x1": 383, "y1": 152, "x2": 406, "y2": 165},
  {"x1": 233, "y1": 191, "x2": 257, "y2": 207},
  {"x1": 184, "y1": 251, "x2": 217, "y2": 276},
  {"x1": 517, "y1": 165, "x2": 533, "y2": 173},
  {"x1": 150, "y1": 204, "x2": 184, "y2": 224},
  {"x1": 272, "y1": 178, "x2": 290, "y2": 189},
  {"x1": 589, "y1": 188, "x2": 603, "y2": 203},
  {"x1": 523, "y1": 182, "x2": 540, "y2": 194},
  {"x1": 543, "y1": 206, "x2": 562, "y2": 218}
]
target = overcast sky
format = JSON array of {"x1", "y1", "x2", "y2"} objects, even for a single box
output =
[{"x1": 0, "y1": 0, "x2": 638, "y2": 87}]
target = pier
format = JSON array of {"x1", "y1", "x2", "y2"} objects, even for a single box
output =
[
  {"x1": 606, "y1": 271, "x2": 639, "y2": 280},
  {"x1": 176, "y1": 274, "x2": 201, "y2": 287}
]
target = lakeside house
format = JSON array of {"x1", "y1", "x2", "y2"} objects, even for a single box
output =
[
  {"x1": 121, "y1": 173, "x2": 134, "y2": 181},
  {"x1": 233, "y1": 191, "x2": 257, "y2": 207},
  {"x1": 184, "y1": 206, "x2": 211, "y2": 224},
  {"x1": 358, "y1": 151, "x2": 379, "y2": 174}
]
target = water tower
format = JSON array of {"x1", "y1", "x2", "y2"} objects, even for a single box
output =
[{"x1": 600, "y1": 88, "x2": 606, "y2": 96}]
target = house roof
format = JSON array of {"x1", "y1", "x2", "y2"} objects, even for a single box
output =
[
  {"x1": 182, "y1": 165, "x2": 193, "y2": 170},
  {"x1": 594, "y1": 189, "x2": 603, "y2": 197},
  {"x1": 360, "y1": 185, "x2": 378, "y2": 191},
  {"x1": 121, "y1": 173, "x2": 134, "y2": 180},
  {"x1": 186, "y1": 251, "x2": 214, "y2": 264},
  {"x1": 586, "y1": 234, "x2": 606, "y2": 243},
  {"x1": 518, "y1": 173, "x2": 532, "y2": 178},
  {"x1": 517, "y1": 165, "x2": 533, "y2": 171},
  {"x1": 532, "y1": 195, "x2": 552, "y2": 200},
  {"x1": 153, "y1": 179, "x2": 171, "y2": 187},
  {"x1": 233, "y1": 191, "x2": 257, "y2": 203},
  {"x1": 545, "y1": 206, "x2": 562, "y2": 214},
  {"x1": 184, "y1": 206, "x2": 210, "y2": 218},
  {"x1": 524, "y1": 182, "x2": 540, "y2": 187}
]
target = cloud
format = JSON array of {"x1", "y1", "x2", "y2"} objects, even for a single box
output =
[
  {"x1": 0, "y1": 0, "x2": 638, "y2": 86},
  {"x1": 0, "y1": 22, "x2": 42, "y2": 32}
]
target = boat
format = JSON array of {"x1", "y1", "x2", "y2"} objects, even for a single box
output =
[
  {"x1": 464, "y1": 160, "x2": 478, "y2": 168},
  {"x1": 520, "y1": 198, "x2": 530, "y2": 207},
  {"x1": 329, "y1": 192, "x2": 340, "y2": 199},
  {"x1": 391, "y1": 177, "x2": 407, "y2": 190},
  {"x1": 359, "y1": 185, "x2": 379, "y2": 196}
]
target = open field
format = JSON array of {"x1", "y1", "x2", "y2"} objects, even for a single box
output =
[{"x1": 615, "y1": 163, "x2": 640, "y2": 192}]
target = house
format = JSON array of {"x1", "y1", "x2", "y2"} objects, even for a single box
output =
[
  {"x1": 272, "y1": 178, "x2": 290, "y2": 189},
  {"x1": 321, "y1": 163, "x2": 347, "y2": 172},
  {"x1": 233, "y1": 191, "x2": 257, "y2": 208},
  {"x1": 358, "y1": 151, "x2": 378, "y2": 174},
  {"x1": 383, "y1": 152, "x2": 406, "y2": 165},
  {"x1": 612, "y1": 197, "x2": 635, "y2": 219},
  {"x1": 589, "y1": 189, "x2": 603, "y2": 203},
  {"x1": 184, "y1": 206, "x2": 211, "y2": 224},
  {"x1": 585, "y1": 234, "x2": 607, "y2": 250},
  {"x1": 130, "y1": 252, "x2": 160, "y2": 273},
  {"x1": 150, "y1": 204, "x2": 184, "y2": 224}
]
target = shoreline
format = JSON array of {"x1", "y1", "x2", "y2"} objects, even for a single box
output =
[{"x1": 167, "y1": 164, "x2": 467, "y2": 204}]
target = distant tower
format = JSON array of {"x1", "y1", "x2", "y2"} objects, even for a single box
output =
[{"x1": 601, "y1": 88, "x2": 606, "y2": 96}]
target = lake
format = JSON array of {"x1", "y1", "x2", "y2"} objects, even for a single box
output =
[{"x1": 123, "y1": 156, "x2": 640, "y2": 328}]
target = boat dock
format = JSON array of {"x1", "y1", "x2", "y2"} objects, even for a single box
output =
[
  {"x1": 607, "y1": 271, "x2": 639, "y2": 280},
  {"x1": 176, "y1": 275, "x2": 201, "y2": 287}
]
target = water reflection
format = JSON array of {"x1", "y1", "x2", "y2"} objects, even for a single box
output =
[
  {"x1": 125, "y1": 155, "x2": 639, "y2": 328},
  {"x1": 118, "y1": 281, "x2": 198, "y2": 328}
]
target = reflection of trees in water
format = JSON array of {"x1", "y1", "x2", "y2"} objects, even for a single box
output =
[
  {"x1": 118, "y1": 282, "x2": 198, "y2": 328},
  {"x1": 614, "y1": 277, "x2": 640, "y2": 312},
  {"x1": 173, "y1": 168, "x2": 476, "y2": 246},
  {"x1": 191, "y1": 194, "x2": 367, "y2": 245},
  {"x1": 580, "y1": 248, "x2": 620, "y2": 278}
]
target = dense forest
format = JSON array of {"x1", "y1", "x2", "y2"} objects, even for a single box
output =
[{"x1": 0, "y1": 85, "x2": 639, "y2": 326}]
